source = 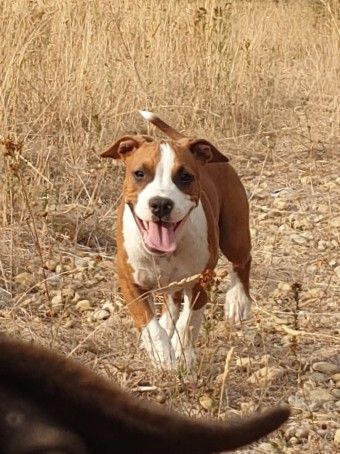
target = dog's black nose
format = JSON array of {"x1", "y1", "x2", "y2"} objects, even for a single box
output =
[{"x1": 149, "y1": 197, "x2": 174, "y2": 219}]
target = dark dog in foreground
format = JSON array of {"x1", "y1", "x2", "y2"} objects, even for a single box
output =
[{"x1": 0, "y1": 336, "x2": 289, "y2": 453}]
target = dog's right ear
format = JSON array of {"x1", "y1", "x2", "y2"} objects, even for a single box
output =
[{"x1": 101, "y1": 135, "x2": 153, "y2": 160}]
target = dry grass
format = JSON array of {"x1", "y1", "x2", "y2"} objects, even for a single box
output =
[{"x1": 0, "y1": 0, "x2": 339, "y2": 452}]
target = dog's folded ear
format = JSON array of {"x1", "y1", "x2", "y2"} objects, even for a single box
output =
[
  {"x1": 180, "y1": 138, "x2": 229, "y2": 164},
  {"x1": 101, "y1": 135, "x2": 153, "y2": 159}
]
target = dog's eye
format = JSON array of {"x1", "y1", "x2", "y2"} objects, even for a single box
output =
[
  {"x1": 133, "y1": 170, "x2": 145, "y2": 180},
  {"x1": 176, "y1": 170, "x2": 194, "y2": 184}
]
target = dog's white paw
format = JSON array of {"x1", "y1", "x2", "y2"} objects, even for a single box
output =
[
  {"x1": 141, "y1": 319, "x2": 176, "y2": 370},
  {"x1": 224, "y1": 277, "x2": 251, "y2": 324}
]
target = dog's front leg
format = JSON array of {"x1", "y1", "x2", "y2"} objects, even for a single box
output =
[
  {"x1": 171, "y1": 285, "x2": 207, "y2": 369},
  {"x1": 159, "y1": 292, "x2": 181, "y2": 337},
  {"x1": 119, "y1": 277, "x2": 175, "y2": 369},
  {"x1": 141, "y1": 317, "x2": 176, "y2": 370}
]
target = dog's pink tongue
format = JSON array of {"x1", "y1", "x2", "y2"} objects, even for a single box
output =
[{"x1": 144, "y1": 221, "x2": 176, "y2": 253}]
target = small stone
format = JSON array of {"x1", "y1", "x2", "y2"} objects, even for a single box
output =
[
  {"x1": 15, "y1": 272, "x2": 35, "y2": 288},
  {"x1": 277, "y1": 282, "x2": 292, "y2": 293},
  {"x1": 285, "y1": 425, "x2": 296, "y2": 438},
  {"x1": 45, "y1": 260, "x2": 58, "y2": 272},
  {"x1": 87, "y1": 313, "x2": 95, "y2": 323},
  {"x1": 247, "y1": 366, "x2": 285, "y2": 385},
  {"x1": 93, "y1": 309, "x2": 110, "y2": 321},
  {"x1": 74, "y1": 257, "x2": 88, "y2": 267},
  {"x1": 0, "y1": 288, "x2": 11, "y2": 305},
  {"x1": 273, "y1": 199, "x2": 287, "y2": 210},
  {"x1": 51, "y1": 294, "x2": 63, "y2": 307},
  {"x1": 199, "y1": 395, "x2": 213, "y2": 411},
  {"x1": 295, "y1": 426, "x2": 310, "y2": 439},
  {"x1": 288, "y1": 395, "x2": 308, "y2": 411},
  {"x1": 334, "y1": 429, "x2": 340, "y2": 445},
  {"x1": 50, "y1": 292, "x2": 63, "y2": 315},
  {"x1": 317, "y1": 239, "x2": 329, "y2": 251},
  {"x1": 323, "y1": 401, "x2": 335, "y2": 411},
  {"x1": 308, "y1": 388, "x2": 333, "y2": 403},
  {"x1": 300, "y1": 176, "x2": 311, "y2": 185},
  {"x1": 63, "y1": 263, "x2": 74, "y2": 272},
  {"x1": 303, "y1": 380, "x2": 314, "y2": 394},
  {"x1": 76, "y1": 300, "x2": 91, "y2": 312},
  {"x1": 260, "y1": 354, "x2": 271, "y2": 365},
  {"x1": 240, "y1": 401, "x2": 256, "y2": 413},
  {"x1": 71, "y1": 292, "x2": 81, "y2": 304},
  {"x1": 55, "y1": 264, "x2": 63, "y2": 274},
  {"x1": 274, "y1": 315, "x2": 291, "y2": 325},
  {"x1": 64, "y1": 319, "x2": 74, "y2": 328},
  {"x1": 308, "y1": 372, "x2": 329, "y2": 383},
  {"x1": 44, "y1": 273, "x2": 60, "y2": 285},
  {"x1": 102, "y1": 301, "x2": 114, "y2": 314},
  {"x1": 257, "y1": 442, "x2": 274, "y2": 453},
  {"x1": 291, "y1": 234, "x2": 308, "y2": 245},
  {"x1": 331, "y1": 389, "x2": 340, "y2": 399},
  {"x1": 313, "y1": 362, "x2": 340, "y2": 376},
  {"x1": 62, "y1": 287, "x2": 75, "y2": 301},
  {"x1": 332, "y1": 373, "x2": 340, "y2": 382},
  {"x1": 236, "y1": 357, "x2": 252, "y2": 369},
  {"x1": 155, "y1": 392, "x2": 166, "y2": 404}
]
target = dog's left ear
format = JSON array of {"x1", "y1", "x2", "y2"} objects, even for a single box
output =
[{"x1": 187, "y1": 139, "x2": 229, "y2": 164}]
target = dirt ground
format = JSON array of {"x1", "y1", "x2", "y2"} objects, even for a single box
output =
[{"x1": 1, "y1": 1, "x2": 339, "y2": 452}]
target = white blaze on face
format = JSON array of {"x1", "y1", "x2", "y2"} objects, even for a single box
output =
[
  {"x1": 134, "y1": 143, "x2": 194, "y2": 222},
  {"x1": 133, "y1": 143, "x2": 196, "y2": 253}
]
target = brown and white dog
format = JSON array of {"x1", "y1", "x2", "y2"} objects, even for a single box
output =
[{"x1": 101, "y1": 111, "x2": 251, "y2": 369}]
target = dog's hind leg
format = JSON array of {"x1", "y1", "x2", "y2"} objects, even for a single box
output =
[
  {"x1": 224, "y1": 257, "x2": 251, "y2": 323},
  {"x1": 220, "y1": 228, "x2": 252, "y2": 324},
  {"x1": 218, "y1": 169, "x2": 252, "y2": 324}
]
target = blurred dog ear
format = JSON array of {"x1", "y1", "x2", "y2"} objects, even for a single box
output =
[{"x1": 101, "y1": 135, "x2": 153, "y2": 160}]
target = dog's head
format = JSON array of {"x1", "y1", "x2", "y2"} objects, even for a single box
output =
[{"x1": 101, "y1": 112, "x2": 228, "y2": 255}]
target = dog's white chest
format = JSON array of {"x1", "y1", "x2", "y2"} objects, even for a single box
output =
[{"x1": 122, "y1": 203, "x2": 209, "y2": 289}]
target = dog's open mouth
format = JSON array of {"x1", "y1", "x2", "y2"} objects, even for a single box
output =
[{"x1": 134, "y1": 216, "x2": 186, "y2": 254}]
